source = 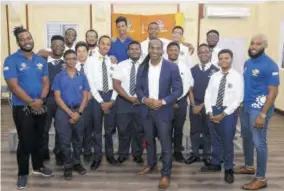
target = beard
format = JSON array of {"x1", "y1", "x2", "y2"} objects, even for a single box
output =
[
  {"x1": 87, "y1": 42, "x2": 97, "y2": 48},
  {"x1": 19, "y1": 44, "x2": 34, "y2": 52},
  {"x1": 248, "y1": 48, "x2": 265, "y2": 59}
]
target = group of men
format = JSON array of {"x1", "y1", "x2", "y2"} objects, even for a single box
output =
[{"x1": 3, "y1": 15, "x2": 280, "y2": 191}]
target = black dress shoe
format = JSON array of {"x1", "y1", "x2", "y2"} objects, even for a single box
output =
[
  {"x1": 133, "y1": 156, "x2": 144, "y2": 164},
  {"x1": 224, "y1": 169, "x2": 234, "y2": 184},
  {"x1": 117, "y1": 156, "x2": 128, "y2": 164},
  {"x1": 185, "y1": 155, "x2": 200, "y2": 165},
  {"x1": 64, "y1": 168, "x2": 72, "y2": 180},
  {"x1": 173, "y1": 152, "x2": 185, "y2": 163},
  {"x1": 84, "y1": 154, "x2": 93, "y2": 164},
  {"x1": 201, "y1": 164, "x2": 221, "y2": 172},
  {"x1": 106, "y1": 156, "x2": 117, "y2": 165},
  {"x1": 73, "y1": 164, "x2": 87, "y2": 175},
  {"x1": 90, "y1": 160, "x2": 101, "y2": 170}
]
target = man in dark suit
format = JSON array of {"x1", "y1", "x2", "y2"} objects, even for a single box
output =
[{"x1": 136, "y1": 38, "x2": 182, "y2": 190}]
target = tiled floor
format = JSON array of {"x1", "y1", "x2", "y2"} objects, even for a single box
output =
[{"x1": 1, "y1": 104, "x2": 284, "y2": 191}]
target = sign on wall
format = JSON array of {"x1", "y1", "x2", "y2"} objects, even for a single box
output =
[{"x1": 111, "y1": 13, "x2": 184, "y2": 42}]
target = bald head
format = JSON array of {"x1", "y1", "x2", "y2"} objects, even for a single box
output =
[{"x1": 249, "y1": 34, "x2": 267, "y2": 58}]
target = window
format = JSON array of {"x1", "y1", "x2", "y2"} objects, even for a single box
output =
[{"x1": 45, "y1": 22, "x2": 78, "y2": 48}]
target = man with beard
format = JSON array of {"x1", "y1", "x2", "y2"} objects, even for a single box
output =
[
  {"x1": 84, "y1": 35, "x2": 118, "y2": 170},
  {"x1": 3, "y1": 26, "x2": 54, "y2": 190},
  {"x1": 112, "y1": 40, "x2": 144, "y2": 165},
  {"x1": 166, "y1": 42, "x2": 194, "y2": 163},
  {"x1": 136, "y1": 38, "x2": 182, "y2": 190},
  {"x1": 43, "y1": 35, "x2": 66, "y2": 165},
  {"x1": 74, "y1": 41, "x2": 94, "y2": 163},
  {"x1": 85, "y1": 29, "x2": 99, "y2": 57},
  {"x1": 206, "y1": 29, "x2": 222, "y2": 67},
  {"x1": 186, "y1": 44, "x2": 219, "y2": 166},
  {"x1": 235, "y1": 34, "x2": 280, "y2": 190},
  {"x1": 202, "y1": 49, "x2": 243, "y2": 184},
  {"x1": 108, "y1": 16, "x2": 133, "y2": 63}
]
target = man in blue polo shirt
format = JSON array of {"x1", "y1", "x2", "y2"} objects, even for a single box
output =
[
  {"x1": 3, "y1": 26, "x2": 54, "y2": 190},
  {"x1": 108, "y1": 16, "x2": 133, "y2": 63},
  {"x1": 234, "y1": 34, "x2": 280, "y2": 190}
]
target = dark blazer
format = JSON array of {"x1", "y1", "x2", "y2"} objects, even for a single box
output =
[{"x1": 136, "y1": 59, "x2": 183, "y2": 122}]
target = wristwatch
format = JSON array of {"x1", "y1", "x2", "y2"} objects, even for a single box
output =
[
  {"x1": 259, "y1": 113, "x2": 266, "y2": 119},
  {"x1": 78, "y1": 111, "x2": 83, "y2": 116}
]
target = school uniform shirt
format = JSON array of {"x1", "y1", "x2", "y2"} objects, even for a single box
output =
[
  {"x1": 210, "y1": 46, "x2": 222, "y2": 67},
  {"x1": 88, "y1": 46, "x2": 99, "y2": 57},
  {"x1": 204, "y1": 68, "x2": 244, "y2": 115},
  {"x1": 112, "y1": 58, "x2": 143, "y2": 97},
  {"x1": 84, "y1": 53, "x2": 118, "y2": 103},
  {"x1": 148, "y1": 59, "x2": 163, "y2": 100},
  {"x1": 108, "y1": 36, "x2": 133, "y2": 63},
  {"x1": 141, "y1": 38, "x2": 171, "y2": 60},
  {"x1": 52, "y1": 70, "x2": 90, "y2": 107},
  {"x1": 243, "y1": 53, "x2": 280, "y2": 110},
  {"x1": 173, "y1": 59, "x2": 194, "y2": 100},
  {"x1": 3, "y1": 50, "x2": 48, "y2": 106}
]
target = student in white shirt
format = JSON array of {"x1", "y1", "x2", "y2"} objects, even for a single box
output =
[
  {"x1": 74, "y1": 41, "x2": 94, "y2": 164},
  {"x1": 85, "y1": 29, "x2": 99, "y2": 57},
  {"x1": 166, "y1": 41, "x2": 194, "y2": 163},
  {"x1": 112, "y1": 40, "x2": 144, "y2": 165},
  {"x1": 84, "y1": 35, "x2": 118, "y2": 170},
  {"x1": 202, "y1": 49, "x2": 243, "y2": 184},
  {"x1": 206, "y1": 30, "x2": 222, "y2": 67}
]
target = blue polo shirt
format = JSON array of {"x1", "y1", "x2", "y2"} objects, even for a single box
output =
[
  {"x1": 243, "y1": 53, "x2": 280, "y2": 110},
  {"x1": 108, "y1": 36, "x2": 132, "y2": 62},
  {"x1": 51, "y1": 70, "x2": 90, "y2": 107},
  {"x1": 3, "y1": 50, "x2": 48, "y2": 106}
]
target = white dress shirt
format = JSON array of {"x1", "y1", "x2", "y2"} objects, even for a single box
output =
[
  {"x1": 88, "y1": 46, "x2": 99, "y2": 57},
  {"x1": 204, "y1": 68, "x2": 243, "y2": 115},
  {"x1": 47, "y1": 56, "x2": 64, "y2": 64},
  {"x1": 84, "y1": 52, "x2": 118, "y2": 103},
  {"x1": 148, "y1": 60, "x2": 163, "y2": 100},
  {"x1": 173, "y1": 59, "x2": 194, "y2": 100},
  {"x1": 75, "y1": 60, "x2": 88, "y2": 72},
  {"x1": 210, "y1": 46, "x2": 222, "y2": 67},
  {"x1": 198, "y1": 62, "x2": 212, "y2": 71},
  {"x1": 141, "y1": 38, "x2": 170, "y2": 59},
  {"x1": 112, "y1": 58, "x2": 142, "y2": 97}
]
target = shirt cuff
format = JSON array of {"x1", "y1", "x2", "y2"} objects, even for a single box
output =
[{"x1": 162, "y1": 99, "x2": 166, "y2": 105}]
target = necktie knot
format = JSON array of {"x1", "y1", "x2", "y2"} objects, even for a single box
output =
[{"x1": 201, "y1": 65, "x2": 205, "y2": 71}]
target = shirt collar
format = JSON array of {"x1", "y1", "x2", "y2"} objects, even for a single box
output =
[
  {"x1": 47, "y1": 56, "x2": 64, "y2": 64},
  {"x1": 65, "y1": 44, "x2": 75, "y2": 51},
  {"x1": 16, "y1": 49, "x2": 35, "y2": 58},
  {"x1": 62, "y1": 68, "x2": 80, "y2": 76},
  {"x1": 149, "y1": 58, "x2": 163, "y2": 68},
  {"x1": 219, "y1": 67, "x2": 233, "y2": 75},
  {"x1": 198, "y1": 62, "x2": 212, "y2": 71},
  {"x1": 250, "y1": 53, "x2": 266, "y2": 61}
]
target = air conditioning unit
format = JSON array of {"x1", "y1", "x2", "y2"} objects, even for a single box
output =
[{"x1": 205, "y1": 6, "x2": 251, "y2": 18}]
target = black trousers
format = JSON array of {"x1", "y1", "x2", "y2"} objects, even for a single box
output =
[{"x1": 13, "y1": 106, "x2": 46, "y2": 176}]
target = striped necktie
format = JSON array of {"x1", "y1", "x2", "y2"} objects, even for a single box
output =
[
  {"x1": 102, "y1": 57, "x2": 109, "y2": 93},
  {"x1": 53, "y1": 59, "x2": 62, "y2": 66},
  {"x1": 216, "y1": 72, "x2": 229, "y2": 108},
  {"x1": 201, "y1": 65, "x2": 205, "y2": 72},
  {"x1": 80, "y1": 64, "x2": 84, "y2": 73},
  {"x1": 89, "y1": 51, "x2": 93, "y2": 57},
  {"x1": 129, "y1": 61, "x2": 136, "y2": 96}
]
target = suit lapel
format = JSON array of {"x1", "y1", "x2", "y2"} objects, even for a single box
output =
[
  {"x1": 143, "y1": 63, "x2": 149, "y2": 97},
  {"x1": 158, "y1": 59, "x2": 166, "y2": 99}
]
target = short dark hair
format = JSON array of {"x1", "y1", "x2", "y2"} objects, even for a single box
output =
[
  {"x1": 75, "y1": 41, "x2": 89, "y2": 52},
  {"x1": 13, "y1": 25, "x2": 30, "y2": 42},
  {"x1": 128, "y1": 40, "x2": 141, "y2": 50},
  {"x1": 115, "y1": 16, "x2": 127, "y2": 26},
  {"x1": 98, "y1": 35, "x2": 111, "y2": 44},
  {"x1": 64, "y1": 49, "x2": 76, "y2": 58},
  {"x1": 148, "y1": 38, "x2": 163, "y2": 49},
  {"x1": 167, "y1": 41, "x2": 180, "y2": 50},
  {"x1": 172, "y1": 26, "x2": 184, "y2": 34},
  {"x1": 148, "y1": 22, "x2": 159, "y2": 28},
  {"x1": 51, "y1": 35, "x2": 64, "y2": 42},
  {"x1": 65, "y1": 28, "x2": 77, "y2": 37},
  {"x1": 206, "y1": 29, "x2": 219, "y2": 36},
  {"x1": 218, "y1": 49, "x2": 233, "y2": 58},
  {"x1": 198, "y1": 43, "x2": 210, "y2": 50},
  {"x1": 85, "y1": 29, "x2": 98, "y2": 39}
]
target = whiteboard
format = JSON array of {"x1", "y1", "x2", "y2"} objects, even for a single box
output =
[{"x1": 218, "y1": 38, "x2": 247, "y2": 74}]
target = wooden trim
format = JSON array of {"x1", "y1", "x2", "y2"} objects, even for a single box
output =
[
  {"x1": 197, "y1": 4, "x2": 204, "y2": 46},
  {"x1": 5, "y1": 4, "x2": 11, "y2": 55},
  {"x1": 275, "y1": 108, "x2": 284, "y2": 116},
  {"x1": 25, "y1": 4, "x2": 29, "y2": 30},
  {"x1": 89, "y1": 4, "x2": 93, "y2": 29},
  {"x1": 177, "y1": 4, "x2": 180, "y2": 13}
]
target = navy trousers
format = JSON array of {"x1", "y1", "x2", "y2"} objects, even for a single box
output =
[
  {"x1": 55, "y1": 107, "x2": 85, "y2": 169},
  {"x1": 171, "y1": 96, "x2": 187, "y2": 152},
  {"x1": 210, "y1": 107, "x2": 238, "y2": 170},
  {"x1": 116, "y1": 112, "x2": 144, "y2": 158},
  {"x1": 92, "y1": 91, "x2": 116, "y2": 161},
  {"x1": 144, "y1": 110, "x2": 172, "y2": 177},
  {"x1": 82, "y1": 101, "x2": 94, "y2": 156},
  {"x1": 189, "y1": 106, "x2": 211, "y2": 158}
]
